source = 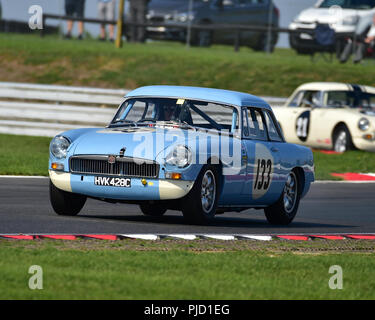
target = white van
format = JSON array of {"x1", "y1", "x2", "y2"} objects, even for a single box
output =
[{"x1": 289, "y1": 0, "x2": 375, "y2": 54}]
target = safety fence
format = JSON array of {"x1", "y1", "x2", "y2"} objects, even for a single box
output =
[
  {"x1": 0, "y1": 82, "x2": 286, "y2": 137},
  {"x1": 41, "y1": 13, "x2": 354, "y2": 53}
]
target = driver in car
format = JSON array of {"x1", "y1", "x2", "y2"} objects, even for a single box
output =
[{"x1": 160, "y1": 103, "x2": 178, "y2": 121}]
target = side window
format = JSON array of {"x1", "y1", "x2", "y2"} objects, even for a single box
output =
[
  {"x1": 288, "y1": 91, "x2": 304, "y2": 107},
  {"x1": 242, "y1": 107, "x2": 267, "y2": 141},
  {"x1": 125, "y1": 101, "x2": 149, "y2": 122},
  {"x1": 263, "y1": 110, "x2": 283, "y2": 142},
  {"x1": 289, "y1": 90, "x2": 321, "y2": 108}
]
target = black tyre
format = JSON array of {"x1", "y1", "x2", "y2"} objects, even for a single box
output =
[
  {"x1": 333, "y1": 125, "x2": 354, "y2": 153},
  {"x1": 49, "y1": 180, "x2": 86, "y2": 216},
  {"x1": 192, "y1": 29, "x2": 212, "y2": 47},
  {"x1": 181, "y1": 165, "x2": 219, "y2": 224},
  {"x1": 264, "y1": 170, "x2": 301, "y2": 225},
  {"x1": 295, "y1": 48, "x2": 313, "y2": 55},
  {"x1": 252, "y1": 32, "x2": 277, "y2": 52},
  {"x1": 140, "y1": 203, "x2": 167, "y2": 217}
]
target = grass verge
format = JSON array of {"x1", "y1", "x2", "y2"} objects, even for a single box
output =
[
  {"x1": 1, "y1": 134, "x2": 375, "y2": 180},
  {"x1": 1, "y1": 33, "x2": 375, "y2": 97},
  {"x1": 0, "y1": 134, "x2": 50, "y2": 176},
  {"x1": 0, "y1": 239, "x2": 374, "y2": 299}
]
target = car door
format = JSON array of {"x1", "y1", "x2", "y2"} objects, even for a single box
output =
[
  {"x1": 307, "y1": 90, "x2": 351, "y2": 149},
  {"x1": 241, "y1": 107, "x2": 282, "y2": 205},
  {"x1": 210, "y1": 0, "x2": 240, "y2": 44},
  {"x1": 275, "y1": 90, "x2": 322, "y2": 145},
  {"x1": 237, "y1": 0, "x2": 269, "y2": 44}
]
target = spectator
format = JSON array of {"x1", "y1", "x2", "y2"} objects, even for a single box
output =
[
  {"x1": 340, "y1": 14, "x2": 375, "y2": 64},
  {"x1": 128, "y1": 0, "x2": 150, "y2": 43},
  {"x1": 98, "y1": 0, "x2": 116, "y2": 42},
  {"x1": 65, "y1": 0, "x2": 86, "y2": 40}
]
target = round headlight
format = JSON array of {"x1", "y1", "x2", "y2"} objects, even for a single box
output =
[
  {"x1": 165, "y1": 145, "x2": 192, "y2": 168},
  {"x1": 50, "y1": 136, "x2": 71, "y2": 159},
  {"x1": 358, "y1": 118, "x2": 370, "y2": 131}
]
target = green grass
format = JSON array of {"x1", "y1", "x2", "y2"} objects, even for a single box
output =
[
  {"x1": 313, "y1": 150, "x2": 375, "y2": 180},
  {"x1": 1, "y1": 32, "x2": 375, "y2": 96},
  {"x1": 1, "y1": 134, "x2": 375, "y2": 179},
  {"x1": 0, "y1": 134, "x2": 50, "y2": 176},
  {"x1": 0, "y1": 240, "x2": 374, "y2": 299}
]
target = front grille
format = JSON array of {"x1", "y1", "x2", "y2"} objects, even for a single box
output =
[
  {"x1": 70, "y1": 156, "x2": 159, "y2": 178},
  {"x1": 149, "y1": 16, "x2": 165, "y2": 23}
]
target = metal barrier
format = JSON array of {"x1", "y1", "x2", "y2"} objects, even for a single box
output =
[
  {"x1": 0, "y1": 82, "x2": 286, "y2": 137},
  {"x1": 41, "y1": 13, "x2": 318, "y2": 52},
  {"x1": 0, "y1": 82, "x2": 128, "y2": 137}
]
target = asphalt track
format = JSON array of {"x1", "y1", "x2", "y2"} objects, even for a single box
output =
[{"x1": 0, "y1": 177, "x2": 374, "y2": 235}]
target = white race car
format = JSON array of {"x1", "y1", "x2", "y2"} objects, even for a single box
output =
[{"x1": 273, "y1": 82, "x2": 375, "y2": 152}]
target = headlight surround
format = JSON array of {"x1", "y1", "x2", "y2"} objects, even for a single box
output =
[
  {"x1": 50, "y1": 136, "x2": 71, "y2": 159},
  {"x1": 174, "y1": 12, "x2": 195, "y2": 23},
  {"x1": 358, "y1": 118, "x2": 370, "y2": 131},
  {"x1": 342, "y1": 15, "x2": 359, "y2": 26},
  {"x1": 165, "y1": 145, "x2": 192, "y2": 168},
  {"x1": 293, "y1": 15, "x2": 300, "y2": 23}
]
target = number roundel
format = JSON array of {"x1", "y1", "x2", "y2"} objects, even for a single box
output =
[
  {"x1": 296, "y1": 110, "x2": 311, "y2": 142},
  {"x1": 253, "y1": 143, "x2": 274, "y2": 200}
]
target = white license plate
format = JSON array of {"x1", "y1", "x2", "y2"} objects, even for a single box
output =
[{"x1": 94, "y1": 177, "x2": 131, "y2": 187}]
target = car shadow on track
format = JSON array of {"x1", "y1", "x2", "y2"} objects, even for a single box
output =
[{"x1": 78, "y1": 212, "x2": 355, "y2": 230}]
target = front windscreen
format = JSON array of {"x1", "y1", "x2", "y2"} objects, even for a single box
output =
[
  {"x1": 324, "y1": 91, "x2": 375, "y2": 109},
  {"x1": 319, "y1": 0, "x2": 375, "y2": 9},
  {"x1": 111, "y1": 98, "x2": 238, "y2": 132}
]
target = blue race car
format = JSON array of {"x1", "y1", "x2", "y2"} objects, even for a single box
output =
[{"x1": 49, "y1": 86, "x2": 314, "y2": 225}]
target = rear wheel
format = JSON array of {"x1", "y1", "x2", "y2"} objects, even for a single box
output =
[
  {"x1": 333, "y1": 125, "x2": 354, "y2": 153},
  {"x1": 192, "y1": 30, "x2": 212, "y2": 47},
  {"x1": 140, "y1": 203, "x2": 167, "y2": 217},
  {"x1": 252, "y1": 32, "x2": 277, "y2": 52},
  {"x1": 181, "y1": 165, "x2": 219, "y2": 224},
  {"x1": 49, "y1": 180, "x2": 86, "y2": 216},
  {"x1": 264, "y1": 170, "x2": 301, "y2": 225}
]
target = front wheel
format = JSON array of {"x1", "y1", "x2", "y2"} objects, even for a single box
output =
[
  {"x1": 181, "y1": 165, "x2": 219, "y2": 224},
  {"x1": 264, "y1": 170, "x2": 301, "y2": 225},
  {"x1": 49, "y1": 180, "x2": 86, "y2": 216},
  {"x1": 333, "y1": 126, "x2": 354, "y2": 153}
]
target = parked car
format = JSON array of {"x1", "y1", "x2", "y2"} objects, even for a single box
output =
[
  {"x1": 273, "y1": 82, "x2": 375, "y2": 152},
  {"x1": 143, "y1": 0, "x2": 279, "y2": 51},
  {"x1": 49, "y1": 86, "x2": 314, "y2": 225},
  {"x1": 289, "y1": 0, "x2": 375, "y2": 54}
]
